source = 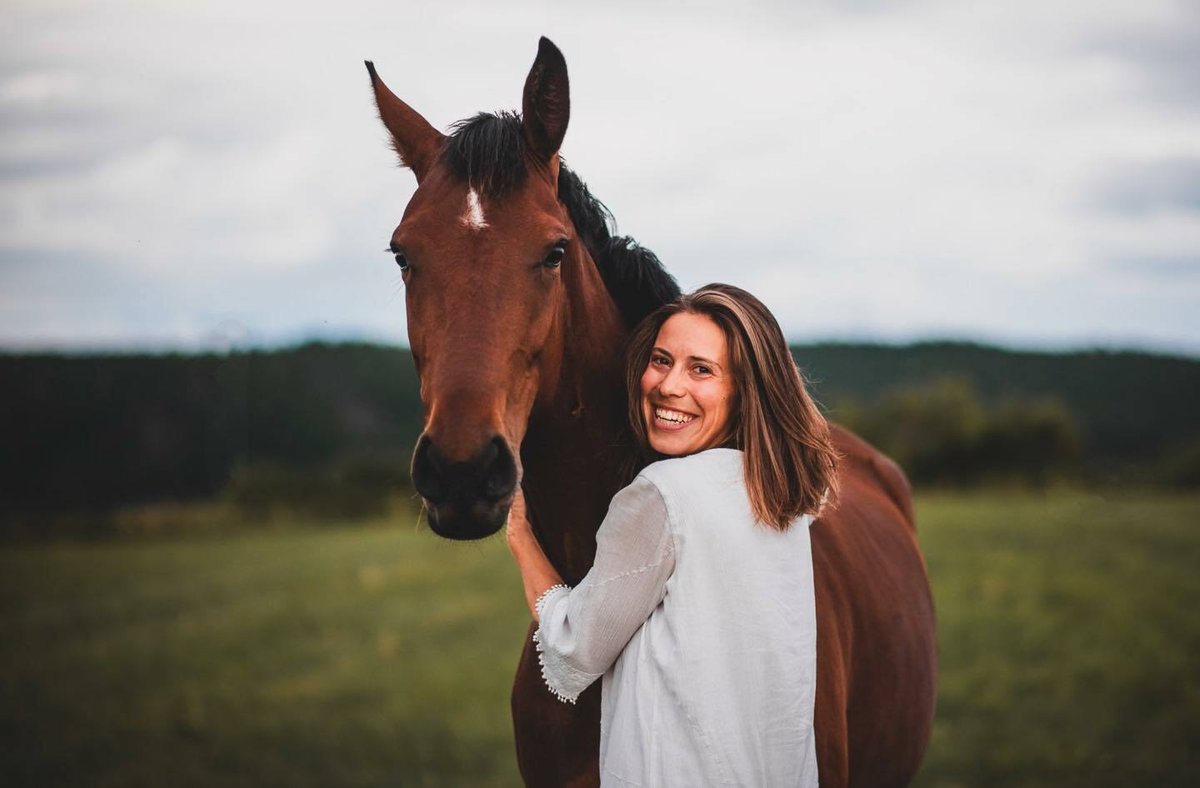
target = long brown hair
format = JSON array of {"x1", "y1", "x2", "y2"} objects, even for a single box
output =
[{"x1": 625, "y1": 283, "x2": 839, "y2": 530}]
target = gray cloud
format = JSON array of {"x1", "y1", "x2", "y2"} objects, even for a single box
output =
[
  {"x1": 1107, "y1": 254, "x2": 1199, "y2": 279},
  {"x1": 1084, "y1": 8, "x2": 1200, "y2": 106},
  {"x1": 1094, "y1": 158, "x2": 1200, "y2": 216}
]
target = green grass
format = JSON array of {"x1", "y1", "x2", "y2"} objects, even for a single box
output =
[
  {"x1": 0, "y1": 514, "x2": 530, "y2": 787},
  {"x1": 914, "y1": 491, "x2": 1200, "y2": 788},
  {"x1": 2, "y1": 492, "x2": 1199, "y2": 786}
]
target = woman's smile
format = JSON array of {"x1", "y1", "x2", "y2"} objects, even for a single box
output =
[
  {"x1": 653, "y1": 406, "x2": 697, "y2": 428},
  {"x1": 640, "y1": 312, "x2": 735, "y2": 456}
]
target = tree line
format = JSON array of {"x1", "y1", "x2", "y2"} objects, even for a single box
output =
[{"x1": 1, "y1": 341, "x2": 1196, "y2": 523}]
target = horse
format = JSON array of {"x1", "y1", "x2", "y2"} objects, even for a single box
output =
[{"x1": 365, "y1": 37, "x2": 937, "y2": 787}]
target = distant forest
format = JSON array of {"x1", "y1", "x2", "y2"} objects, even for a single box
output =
[{"x1": 2, "y1": 341, "x2": 1197, "y2": 519}]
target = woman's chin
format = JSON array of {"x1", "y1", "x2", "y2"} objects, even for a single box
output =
[{"x1": 649, "y1": 432, "x2": 703, "y2": 457}]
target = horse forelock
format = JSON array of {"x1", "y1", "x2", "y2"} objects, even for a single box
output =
[
  {"x1": 443, "y1": 112, "x2": 528, "y2": 197},
  {"x1": 441, "y1": 111, "x2": 681, "y2": 328}
]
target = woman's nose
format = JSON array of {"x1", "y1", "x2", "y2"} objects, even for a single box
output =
[{"x1": 658, "y1": 365, "x2": 687, "y2": 397}]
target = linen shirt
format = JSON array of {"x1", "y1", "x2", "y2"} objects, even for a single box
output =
[{"x1": 534, "y1": 448, "x2": 819, "y2": 787}]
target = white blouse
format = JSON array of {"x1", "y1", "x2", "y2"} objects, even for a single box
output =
[{"x1": 534, "y1": 448, "x2": 819, "y2": 787}]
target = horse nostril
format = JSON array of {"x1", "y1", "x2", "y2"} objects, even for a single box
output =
[
  {"x1": 411, "y1": 436, "x2": 446, "y2": 504},
  {"x1": 481, "y1": 436, "x2": 517, "y2": 502},
  {"x1": 411, "y1": 434, "x2": 515, "y2": 507}
]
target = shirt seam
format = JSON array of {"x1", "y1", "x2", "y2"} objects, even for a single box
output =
[
  {"x1": 589, "y1": 538, "x2": 674, "y2": 589},
  {"x1": 587, "y1": 476, "x2": 675, "y2": 590},
  {"x1": 638, "y1": 472, "x2": 680, "y2": 559}
]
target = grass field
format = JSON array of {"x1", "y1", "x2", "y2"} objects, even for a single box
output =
[{"x1": 2, "y1": 492, "x2": 1198, "y2": 786}]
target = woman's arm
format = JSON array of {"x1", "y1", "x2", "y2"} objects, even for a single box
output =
[
  {"x1": 505, "y1": 489, "x2": 565, "y2": 621},
  {"x1": 506, "y1": 477, "x2": 675, "y2": 703}
]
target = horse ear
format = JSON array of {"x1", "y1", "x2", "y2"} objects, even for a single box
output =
[
  {"x1": 365, "y1": 61, "x2": 446, "y2": 182},
  {"x1": 521, "y1": 37, "x2": 570, "y2": 162}
]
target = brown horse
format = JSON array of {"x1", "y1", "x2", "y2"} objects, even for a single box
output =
[{"x1": 366, "y1": 37, "x2": 937, "y2": 787}]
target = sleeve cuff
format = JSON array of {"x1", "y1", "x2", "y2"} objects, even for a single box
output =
[
  {"x1": 534, "y1": 583, "x2": 571, "y2": 621},
  {"x1": 532, "y1": 584, "x2": 602, "y2": 704}
]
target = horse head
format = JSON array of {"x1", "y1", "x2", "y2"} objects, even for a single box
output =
[{"x1": 367, "y1": 38, "x2": 630, "y2": 541}]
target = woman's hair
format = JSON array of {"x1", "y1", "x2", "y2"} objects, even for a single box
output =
[{"x1": 625, "y1": 283, "x2": 839, "y2": 530}]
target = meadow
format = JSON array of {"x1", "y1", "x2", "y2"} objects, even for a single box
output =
[{"x1": 2, "y1": 491, "x2": 1198, "y2": 787}]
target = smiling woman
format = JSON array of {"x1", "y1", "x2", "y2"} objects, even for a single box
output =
[
  {"x1": 506, "y1": 283, "x2": 845, "y2": 785},
  {"x1": 639, "y1": 311, "x2": 736, "y2": 457},
  {"x1": 625, "y1": 283, "x2": 839, "y2": 530}
]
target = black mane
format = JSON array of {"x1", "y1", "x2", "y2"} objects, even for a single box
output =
[{"x1": 442, "y1": 113, "x2": 680, "y2": 328}]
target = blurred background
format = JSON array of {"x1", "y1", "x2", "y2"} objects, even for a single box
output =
[{"x1": 2, "y1": 1, "x2": 1197, "y2": 785}]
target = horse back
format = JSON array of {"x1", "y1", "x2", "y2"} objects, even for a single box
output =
[{"x1": 811, "y1": 425, "x2": 937, "y2": 788}]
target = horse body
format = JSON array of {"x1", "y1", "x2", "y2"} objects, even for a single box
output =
[
  {"x1": 813, "y1": 426, "x2": 937, "y2": 787},
  {"x1": 367, "y1": 37, "x2": 935, "y2": 787}
]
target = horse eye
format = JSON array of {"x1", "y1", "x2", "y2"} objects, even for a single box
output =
[
  {"x1": 543, "y1": 244, "x2": 566, "y2": 269},
  {"x1": 394, "y1": 252, "x2": 410, "y2": 272}
]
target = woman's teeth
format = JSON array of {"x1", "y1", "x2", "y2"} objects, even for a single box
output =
[{"x1": 655, "y1": 407, "x2": 696, "y2": 425}]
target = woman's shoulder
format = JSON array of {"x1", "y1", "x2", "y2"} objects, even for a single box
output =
[{"x1": 637, "y1": 447, "x2": 743, "y2": 491}]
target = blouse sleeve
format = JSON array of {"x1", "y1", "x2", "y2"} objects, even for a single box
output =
[{"x1": 532, "y1": 475, "x2": 674, "y2": 704}]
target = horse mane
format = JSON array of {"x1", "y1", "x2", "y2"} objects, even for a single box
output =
[{"x1": 442, "y1": 112, "x2": 680, "y2": 328}]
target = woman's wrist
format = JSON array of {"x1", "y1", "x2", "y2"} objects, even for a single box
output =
[
  {"x1": 507, "y1": 490, "x2": 566, "y2": 618},
  {"x1": 506, "y1": 513, "x2": 537, "y2": 553}
]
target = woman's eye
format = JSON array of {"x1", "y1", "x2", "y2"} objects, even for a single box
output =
[
  {"x1": 543, "y1": 243, "x2": 566, "y2": 269},
  {"x1": 651, "y1": 355, "x2": 670, "y2": 367},
  {"x1": 693, "y1": 365, "x2": 712, "y2": 376}
]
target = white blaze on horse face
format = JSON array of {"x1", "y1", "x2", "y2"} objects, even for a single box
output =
[{"x1": 461, "y1": 188, "x2": 489, "y2": 231}]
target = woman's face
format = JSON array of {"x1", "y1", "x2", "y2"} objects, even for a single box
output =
[{"x1": 640, "y1": 312, "x2": 736, "y2": 457}]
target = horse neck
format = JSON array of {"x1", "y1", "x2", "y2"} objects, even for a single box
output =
[{"x1": 521, "y1": 244, "x2": 629, "y2": 583}]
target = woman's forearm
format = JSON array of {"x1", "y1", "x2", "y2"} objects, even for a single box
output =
[{"x1": 507, "y1": 500, "x2": 565, "y2": 620}]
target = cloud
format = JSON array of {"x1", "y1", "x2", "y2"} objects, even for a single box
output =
[
  {"x1": 1094, "y1": 158, "x2": 1200, "y2": 215},
  {"x1": 1079, "y1": 2, "x2": 1200, "y2": 106},
  {"x1": 1107, "y1": 254, "x2": 1198, "y2": 280},
  {"x1": 1, "y1": 0, "x2": 1198, "y2": 353}
]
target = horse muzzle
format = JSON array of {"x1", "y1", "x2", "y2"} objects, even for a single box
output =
[{"x1": 411, "y1": 433, "x2": 518, "y2": 540}]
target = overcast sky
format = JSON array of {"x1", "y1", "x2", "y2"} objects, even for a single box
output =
[{"x1": 2, "y1": 0, "x2": 1198, "y2": 354}]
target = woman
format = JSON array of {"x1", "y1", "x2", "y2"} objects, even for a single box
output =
[{"x1": 506, "y1": 283, "x2": 839, "y2": 786}]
